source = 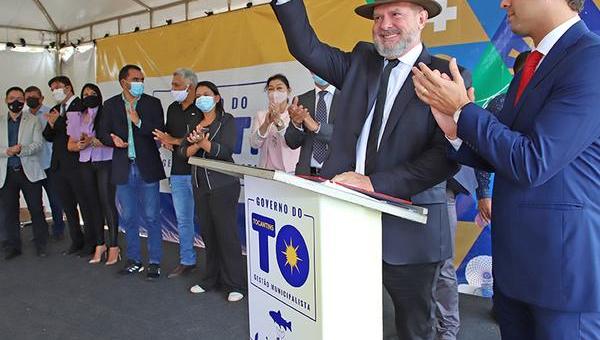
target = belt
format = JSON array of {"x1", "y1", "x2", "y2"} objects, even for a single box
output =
[{"x1": 310, "y1": 167, "x2": 321, "y2": 176}]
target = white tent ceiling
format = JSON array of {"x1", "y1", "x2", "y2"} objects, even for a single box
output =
[{"x1": 0, "y1": 0, "x2": 270, "y2": 47}]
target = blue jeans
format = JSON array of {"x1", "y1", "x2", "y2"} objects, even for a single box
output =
[
  {"x1": 170, "y1": 175, "x2": 196, "y2": 265},
  {"x1": 117, "y1": 164, "x2": 162, "y2": 264},
  {"x1": 43, "y1": 169, "x2": 65, "y2": 235}
]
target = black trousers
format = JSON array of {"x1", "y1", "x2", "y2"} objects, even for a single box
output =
[
  {"x1": 194, "y1": 183, "x2": 246, "y2": 293},
  {"x1": 383, "y1": 261, "x2": 443, "y2": 340},
  {"x1": 79, "y1": 161, "x2": 118, "y2": 247},
  {"x1": 0, "y1": 169, "x2": 49, "y2": 251},
  {"x1": 53, "y1": 167, "x2": 92, "y2": 249}
]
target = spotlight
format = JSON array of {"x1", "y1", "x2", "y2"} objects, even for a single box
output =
[
  {"x1": 246, "y1": 2, "x2": 253, "y2": 8},
  {"x1": 205, "y1": 10, "x2": 214, "y2": 16},
  {"x1": 104, "y1": 33, "x2": 110, "y2": 38},
  {"x1": 70, "y1": 42, "x2": 77, "y2": 49},
  {"x1": 59, "y1": 42, "x2": 66, "y2": 48},
  {"x1": 6, "y1": 42, "x2": 16, "y2": 49},
  {"x1": 166, "y1": 19, "x2": 173, "y2": 25},
  {"x1": 49, "y1": 41, "x2": 56, "y2": 48},
  {"x1": 92, "y1": 39, "x2": 97, "y2": 45},
  {"x1": 19, "y1": 38, "x2": 26, "y2": 47},
  {"x1": 134, "y1": 26, "x2": 140, "y2": 32}
]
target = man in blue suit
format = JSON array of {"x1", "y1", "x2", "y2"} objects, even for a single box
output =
[
  {"x1": 413, "y1": 0, "x2": 600, "y2": 338},
  {"x1": 272, "y1": 0, "x2": 470, "y2": 338}
]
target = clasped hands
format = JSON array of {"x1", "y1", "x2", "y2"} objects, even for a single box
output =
[
  {"x1": 411, "y1": 58, "x2": 475, "y2": 140},
  {"x1": 288, "y1": 97, "x2": 320, "y2": 132},
  {"x1": 5, "y1": 144, "x2": 22, "y2": 156}
]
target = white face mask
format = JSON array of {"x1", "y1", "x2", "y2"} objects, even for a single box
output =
[
  {"x1": 52, "y1": 88, "x2": 67, "y2": 103},
  {"x1": 269, "y1": 90, "x2": 289, "y2": 104},
  {"x1": 171, "y1": 86, "x2": 189, "y2": 103}
]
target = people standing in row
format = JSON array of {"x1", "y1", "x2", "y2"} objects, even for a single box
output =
[{"x1": 0, "y1": 87, "x2": 49, "y2": 259}]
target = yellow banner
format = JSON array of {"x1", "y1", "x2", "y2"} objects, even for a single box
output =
[{"x1": 96, "y1": 0, "x2": 373, "y2": 82}]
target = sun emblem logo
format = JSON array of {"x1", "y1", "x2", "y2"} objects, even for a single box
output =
[{"x1": 276, "y1": 225, "x2": 310, "y2": 287}]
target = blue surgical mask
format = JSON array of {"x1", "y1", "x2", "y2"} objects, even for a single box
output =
[
  {"x1": 195, "y1": 96, "x2": 216, "y2": 113},
  {"x1": 312, "y1": 74, "x2": 329, "y2": 87},
  {"x1": 129, "y1": 82, "x2": 144, "y2": 97}
]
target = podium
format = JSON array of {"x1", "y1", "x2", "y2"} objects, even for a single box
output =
[{"x1": 188, "y1": 158, "x2": 428, "y2": 340}]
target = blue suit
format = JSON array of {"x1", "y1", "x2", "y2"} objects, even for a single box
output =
[{"x1": 453, "y1": 21, "x2": 600, "y2": 338}]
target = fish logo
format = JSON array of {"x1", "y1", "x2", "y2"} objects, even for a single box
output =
[{"x1": 269, "y1": 310, "x2": 293, "y2": 332}]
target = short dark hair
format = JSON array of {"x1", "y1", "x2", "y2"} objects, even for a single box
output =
[
  {"x1": 24, "y1": 86, "x2": 43, "y2": 97},
  {"x1": 197, "y1": 81, "x2": 225, "y2": 114},
  {"x1": 566, "y1": 0, "x2": 584, "y2": 12},
  {"x1": 6, "y1": 86, "x2": 24, "y2": 97},
  {"x1": 48, "y1": 75, "x2": 73, "y2": 89},
  {"x1": 119, "y1": 64, "x2": 142, "y2": 82},
  {"x1": 265, "y1": 74, "x2": 290, "y2": 91},
  {"x1": 513, "y1": 51, "x2": 530, "y2": 74}
]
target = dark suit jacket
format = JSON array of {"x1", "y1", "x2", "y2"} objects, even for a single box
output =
[
  {"x1": 452, "y1": 21, "x2": 600, "y2": 312},
  {"x1": 42, "y1": 97, "x2": 85, "y2": 174},
  {"x1": 97, "y1": 93, "x2": 166, "y2": 185},
  {"x1": 273, "y1": 0, "x2": 464, "y2": 265},
  {"x1": 284, "y1": 88, "x2": 340, "y2": 175}
]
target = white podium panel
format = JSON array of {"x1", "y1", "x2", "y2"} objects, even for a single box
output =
[
  {"x1": 245, "y1": 175, "x2": 382, "y2": 340},
  {"x1": 187, "y1": 158, "x2": 427, "y2": 340}
]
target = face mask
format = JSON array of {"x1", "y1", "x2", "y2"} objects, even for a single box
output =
[
  {"x1": 195, "y1": 96, "x2": 216, "y2": 113},
  {"x1": 312, "y1": 74, "x2": 329, "y2": 87},
  {"x1": 269, "y1": 90, "x2": 289, "y2": 104},
  {"x1": 129, "y1": 82, "x2": 144, "y2": 97},
  {"x1": 83, "y1": 95, "x2": 101, "y2": 109},
  {"x1": 8, "y1": 100, "x2": 24, "y2": 113},
  {"x1": 52, "y1": 88, "x2": 67, "y2": 103},
  {"x1": 171, "y1": 86, "x2": 189, "y2": 103},
  {"x1": 26, "y1": 97, "x2": 40, "y2": 109}
]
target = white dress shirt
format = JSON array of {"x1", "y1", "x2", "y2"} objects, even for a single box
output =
[
  {"x1": 449, "y1": 15, "x2": 582, "y2": 151},
  {"x1": 355, "y1": 43, "x2": 423, "y2": 174}
]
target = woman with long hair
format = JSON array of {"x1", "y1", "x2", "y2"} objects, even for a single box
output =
[
  {"x1": 179, "y1": 81, "x2": 246, "y2": 302},
  {"x1": 67, "y1": 83, "x2": 120, "y2": 265}
]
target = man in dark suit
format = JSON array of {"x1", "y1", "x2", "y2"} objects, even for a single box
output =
[
  {"x1": 284, "y1": 72, "x2": 340, "y2": 176},
  {"x1": 272, "y1": 1, "x2": 468, "y2": 338},
  {"x1": 98, "y1": 64, "x2": 166, "y2": 280},
  {"x1": 413, "y1": 0, "x2": 600, "y2": 338},
  {"x1": 43, "y1": 76, "x2": 94, "y2": 256}
]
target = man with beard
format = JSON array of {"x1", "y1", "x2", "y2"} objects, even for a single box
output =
[{"x1": 272, "y1": 0, "x2": 469, "y2": 338}]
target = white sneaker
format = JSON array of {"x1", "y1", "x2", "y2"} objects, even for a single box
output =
[
  {"x1": 190, "y1": 285, "x2": 206, "y2": 294},
  {"x1": 228, "y1": 292, "x2": 244, "y2": 302}
]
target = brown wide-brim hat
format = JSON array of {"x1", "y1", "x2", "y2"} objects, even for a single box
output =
[{"x1": 355, "y1": 0, "x2": 442, "y2": 20}]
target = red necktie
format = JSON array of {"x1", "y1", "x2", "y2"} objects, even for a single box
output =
[{"x1": 514, "y1": 50, "x2": 544, "y2": 105}]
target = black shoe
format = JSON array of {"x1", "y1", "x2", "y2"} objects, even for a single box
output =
[
  {"x1": 118, "y1": 260, "x2": 144, "y2": 275},
  {"x1": 36, "y1": 246, "x2": 48, "y2": 257},
  {"x1": 146, "y1": 264, "x2": 161, "y2": 281},
  {"x1": 4, "y1": 249, "x2": 22, "y2": 260},
  {"x1": 64, "y1": 243, "x2": 83, "y2": 255},
  {"x1": 167, "y1": 264, "x2": 196, "y2": 279}
]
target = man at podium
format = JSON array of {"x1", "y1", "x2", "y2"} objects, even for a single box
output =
[{"x1": 272, "y1": 0, "x2": 467, "y2": 338}]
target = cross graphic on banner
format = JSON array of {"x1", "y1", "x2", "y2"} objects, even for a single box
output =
[{"x1": 428, "y1": 0, "x2": 457, "y2": 32}]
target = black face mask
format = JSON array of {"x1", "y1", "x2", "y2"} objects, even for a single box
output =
[
  {"x1": 82, "y1": 95, "x2": 101, "y2": 109},
  {"x1": 26, "y1": 97, "x2": 40, "y2": 109},
  {"x1": 8, "y1": 100, "x2": 24, "y2": 113}
]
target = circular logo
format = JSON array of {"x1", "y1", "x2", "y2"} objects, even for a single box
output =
[{"x1": 276, "y1": 225, "x2": 310, "y2": 288}]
